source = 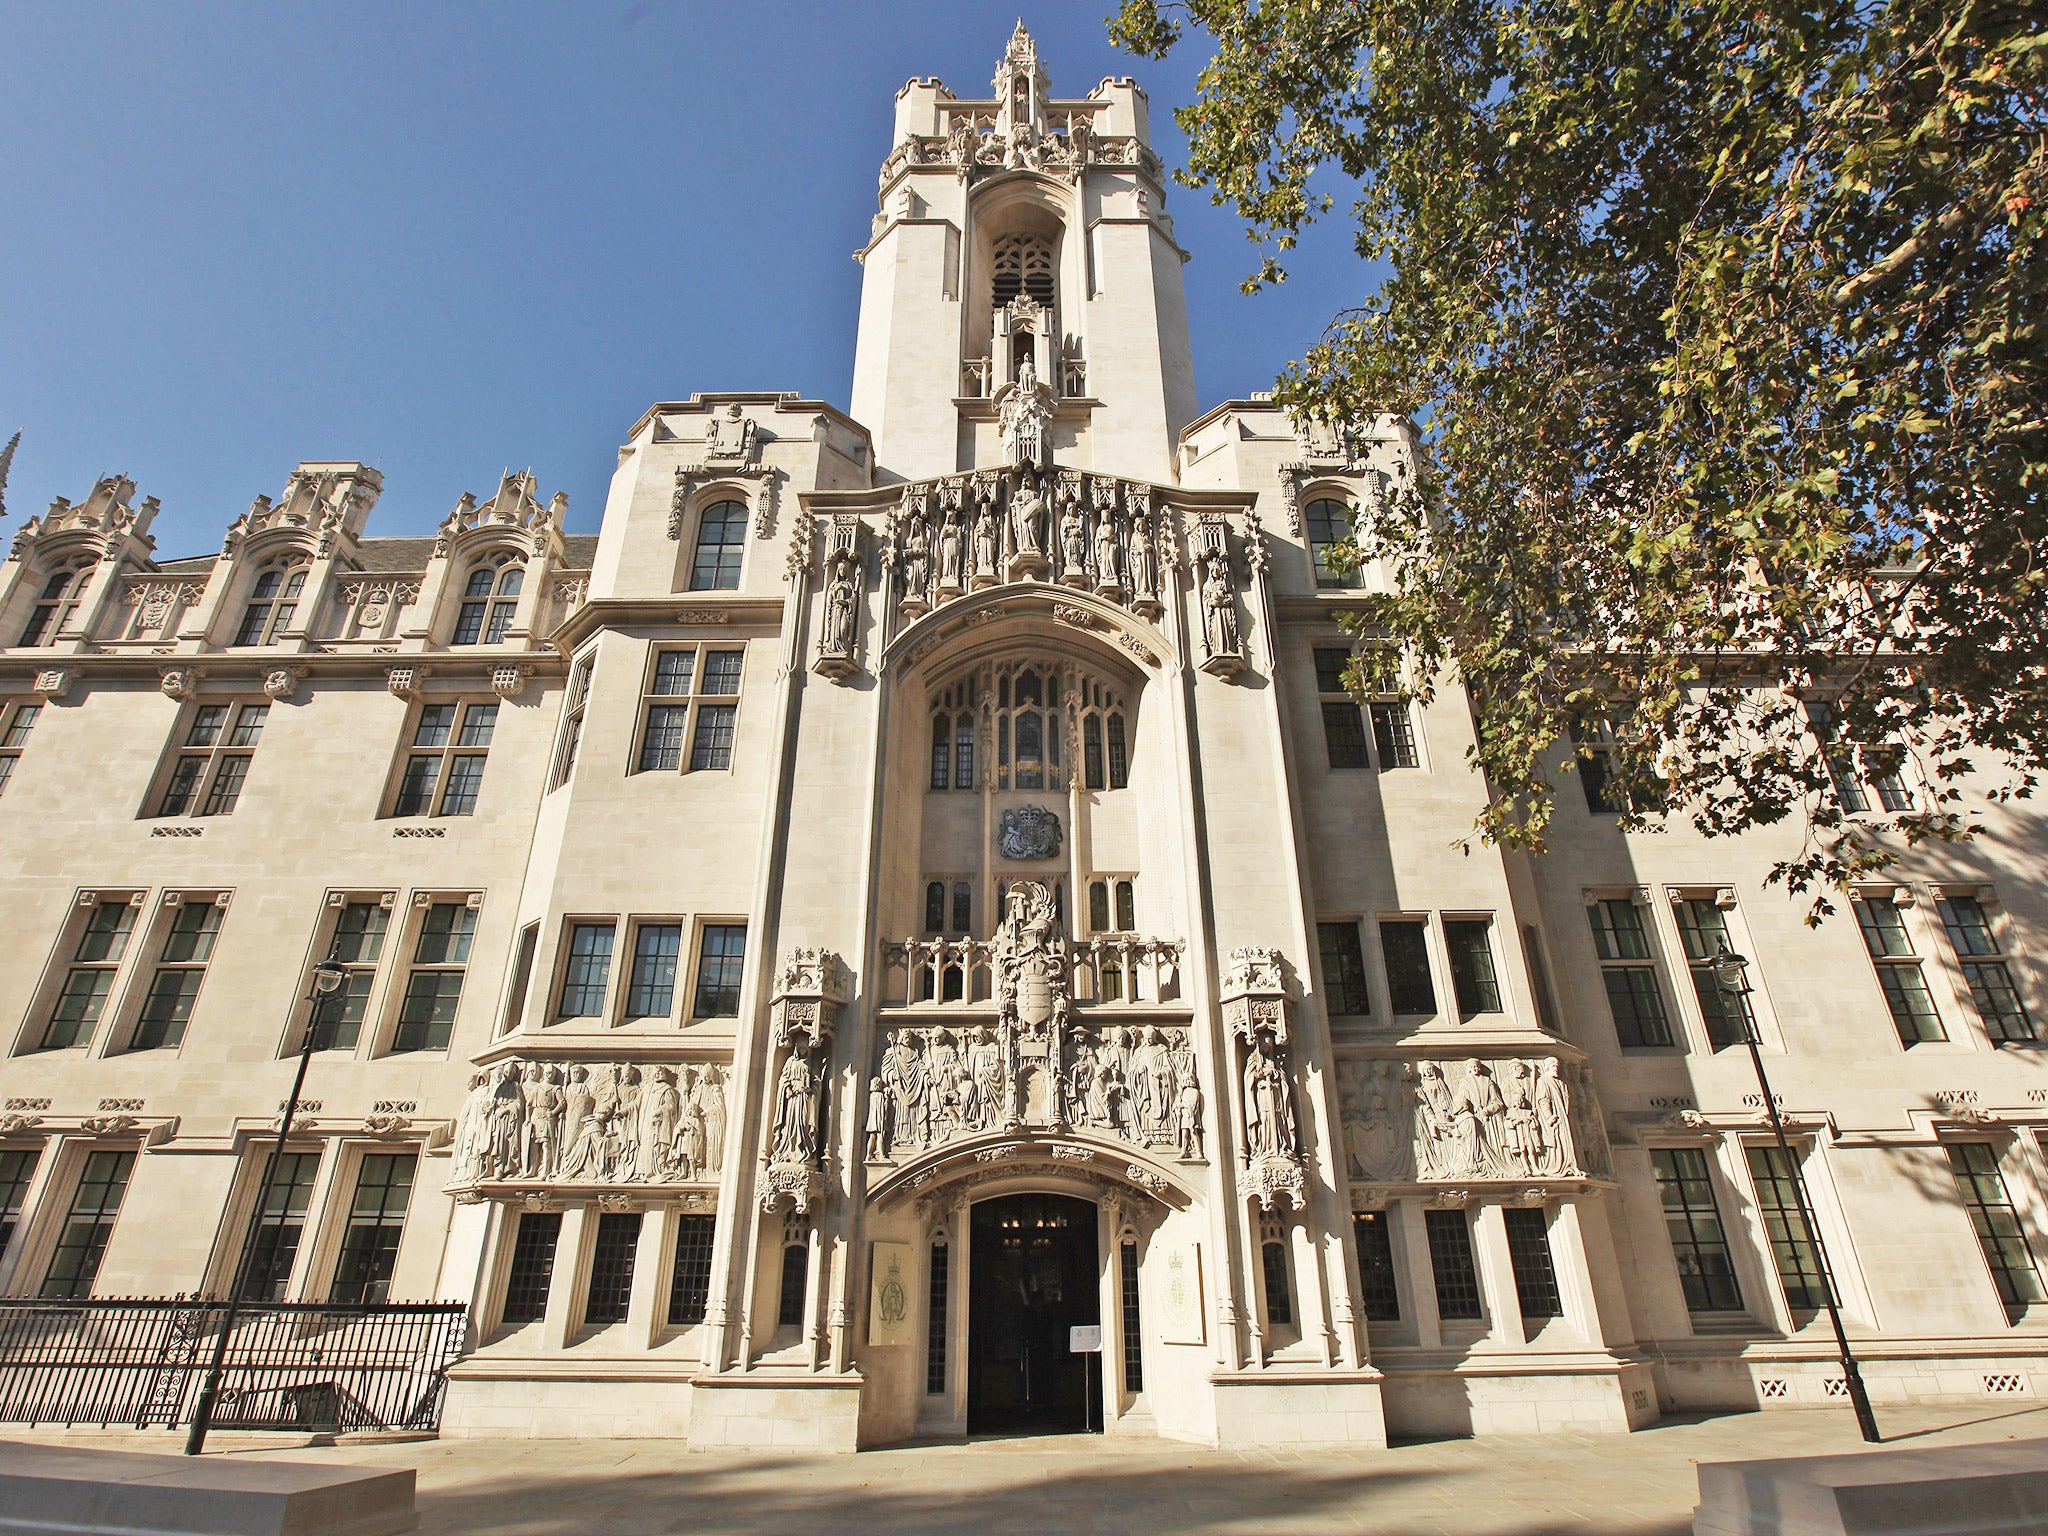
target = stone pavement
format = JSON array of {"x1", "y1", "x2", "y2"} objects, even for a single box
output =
[{"x1": 10, "y1": 1405, "x2": 2048, "y2": 1535}]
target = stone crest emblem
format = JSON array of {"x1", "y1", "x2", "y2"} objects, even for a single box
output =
[{"x1": 997, "y1": 805, "x2": 1062, "y2": 861}]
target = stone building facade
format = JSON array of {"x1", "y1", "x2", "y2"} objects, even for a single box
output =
[{"x1": 1, "y1": 27, "x2": 2044, "y2": 1450}]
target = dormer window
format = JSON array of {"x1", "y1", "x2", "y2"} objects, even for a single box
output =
[
  {"x1": 19, "y1": 568, "x2": 88, "y2": 647},
  {"x1": 454, "y1": 557, "x2": 523, "y2": 645},
  {"x1": 233, "y1": 566, "x2": 307, "y2": 646}
]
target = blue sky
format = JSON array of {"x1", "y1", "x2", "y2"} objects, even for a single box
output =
[{"x1": 1, "y1": 2, "x2": 1368, "y2": 558}]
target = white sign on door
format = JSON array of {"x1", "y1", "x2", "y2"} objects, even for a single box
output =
[{"x1": 1068, "y1": 1324, "x2": 1102, "y2": 1354}]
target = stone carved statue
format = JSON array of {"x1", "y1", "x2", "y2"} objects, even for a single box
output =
[
  {"x1": 820, "y1": 549, "x2": 860, "y2": 658},
  {"x1": 900, "y1": 517, "x2": 931, "y2": 609},
  {"x1": 1009, "y1": 471, "x2": 1046, "y2": 563},
  {"x1": 1127, "y1": 515, "x2": 1159, "y2": 609},
  {"x1": 998, "y1": 370, "x2": 1052, "y2": 468},
  {"x1": 1200, "y1": 548, "x2": 1241, "y2": 658},
  {"x1": 1059, "y1": 501, "x2": 1087, "y2": 582},
  {"x1": 938, "y1": 506, "x2": 966, "y2": 590},
  {"x1": 1093, "y1": 512, "x2": 1122, "y2": 592},
  {"x1": 1241, "y1": 1034, "x2": 1297, "y2": 1160},
  {"x1": 771, "y1": 1049, "x2": 823, "y2": 1166},
  {"x1": 972, "y1": 496, "x2": 1000, "y2": 579},
  {"x1": 447, "y1": 1058, "x2": 728, "y2": 1188}
]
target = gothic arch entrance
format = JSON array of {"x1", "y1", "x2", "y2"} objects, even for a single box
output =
[{"x1": 967, "y1": 1192, "x2": 1100, "y2": 1434}]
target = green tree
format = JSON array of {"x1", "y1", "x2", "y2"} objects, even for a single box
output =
[{"x1": 1114, "y1": 0, "x2": 2046, "y2": 910}]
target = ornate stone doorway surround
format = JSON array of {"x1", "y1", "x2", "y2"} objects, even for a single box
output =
[{"x1": 869, "y1": 1138, "x2": 1190, "y2": 1440}]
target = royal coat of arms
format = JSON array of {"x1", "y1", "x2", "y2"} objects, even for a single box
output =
[{"x1": 997, "y1": 805, "x2": 1061, "y2": 861}]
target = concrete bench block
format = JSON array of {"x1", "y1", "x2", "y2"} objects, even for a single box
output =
[
  {"x1": 1695, "y1": 1439, "x2": 2048, "y2": 1536},
  {"x1": 0, "y1": 1441, "x2": 416, "y2": 1536}
]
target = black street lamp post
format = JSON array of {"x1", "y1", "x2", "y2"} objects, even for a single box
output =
[
  {"x1": 1710, "y1": 942, "x2": 1882, "y2": 1444},
  {"x1": 183, "y1": 955, "x2": 347, "y2": 1456}
]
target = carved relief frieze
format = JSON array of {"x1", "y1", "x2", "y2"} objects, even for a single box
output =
[
  {"x1": 447, "y1": 1058, "x2": 729, "y2": 1193},
  {"x1": 1335, "y1": 1053, "x2": 1610, "y2": 1188}
]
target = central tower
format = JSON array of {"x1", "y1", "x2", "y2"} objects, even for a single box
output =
[{"x1": 849, "y1": 23, "x2": 1198, "y2": 486}]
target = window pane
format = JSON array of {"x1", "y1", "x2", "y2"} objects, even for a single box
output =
[
  {"x1": 1876, "y1": 961, "x2": 1946, "y2": 1043},
  {"x1": 1083, "y1": 715, "x2": 1103, "y2": 790},
  {"x1": 394, "y1": 970, "x2": 463, "y2": 1052},
  {"x1": 1106, "y1": 713, "x2": 1128, "y2": 788},
  {"x1": 1589, "y1": 900, "x2": 1650, "y2": 960},
  {"x1": 187, "y1": 705, "x2": 228, "y2": 747},
  {"x1": 237, "y1": 1150, "x2": 319, "y2": 1303},
  {"x1": 1115, "y1": 880, "x2": 1135, "y2": 933},
  {"x1": 1854, "y1": 900, "x2": 1914, "y2": 958},
  {"x1": 44, "y1": 969, "x2": 112, "y2": 1049},
  {"x1": 1305, "y1": 500, "x2": 1357, "y2": 588},
  {"x1": 228, "y1": 704, "x2": 268, "y2": 746},
  {"x1": 1261, "y1": 1240, "x2": 1293, "y2": 1327},
  {"x1": 450, "y1": 702, "x2": 497, "y2": 747},
  {"x1": 926, "y1": 1241, "x2": 950, "y2": 1393},
  {"x1": 1963, "y1": 960, "x2": 2035, "y2": 1043},
  {"x1": 693, "y1": 924, "x2": 746, "y2": 1017},
  {"x1": 667, "y1": 1214, "x2": 716, "y2": 1325},
  {"x1": 416, "y1": 903, "x2": 477, "y2": 964},
  {"x1": 927, "y1": 881, "x2": 948, "y2": 934},
  {"x1": 132, "y1": 968, "x2": 202, "y2": 1050},
  {"x1": 501, "y1": 1211, "x2": 561, "y2": 1325},
  {"x1": 627, "y1": 924, "x2": 682, "y2": 1017},
  {"x1": 1322, "y1": 701, "x2": 1370, "y2": 769},
  {"x1": 584, "y1": 1212, "x2": 642, "y2": 1325},
  {"x1": 437, "y1": 754, "x2": 487, "y2": 816},
  {"x1": 199, "y1": 755, "x2": 252, "y2": 815},
  {"x1": 40, "y1": 1151, "x2": 135, "y2": 1298},
  {"x1": 690, "y1": 502, "x2": 747, "y2": 591},
  {"x1": 1380, "y1": 921, "x2": 1436, "y2": 1015},
  {"x1": 1674, "y1": 899, "x2": 1731, "y2": 963},
  {"x1": 638, "y1": 704, "x2": 689, "y2": 773},
  {"x1": 464, "y1": 567, "x2": 497, "y2": 598},
  {"x1": 0, "y1": 1148, "x2": 41, "y2": 1257},
  {"x1": 452, "y1": 600, "x2": 487, "y2": 645},
  {"x1": 333, "y1": 902, "x2": 389, "y2": 965},
  {"x1": 1745, "y1": 1146, "x2": 1832, "y2": 1310},
  {"x1": 558, "y1": 923, "x2": 616, "y2": 1018},
  {"x1": 1947, "y1": 1143, "x2": 2045, "y2": 1309},
  {"x1": 161, "y1": 903, "x2": 221, "y2": 963},
  {"x1": 316, "y1": 970, "x2": 372, "y2": 1053},
  {"x1": 690, "y1": 703, "x2": 737, "y2": 771},
  {"x1": 1604, "y1": 966, "x2": 1674, "y2": 1047},
  {"x1": 76, "y1": 902, "x2": 136, "y2": 963},
  {"x1": 955, "y1": 718, "x2": 975, "y2": 789},
  {"x1": 1650, "y1": 1148, "x2": 1744, "y2": 1311},
  {"x1": 393, "y1": 756, "x2": 441, "y2": 816},
  {"x1": 931, "y1": 714, "x2": 951, "y2": 790},
  {"x1": 1370, "y1": 702, "x2": 1417, "y2": 769},
  {"x1": 1318, "y1": 922, "x2": 1371, "y2": 1016},
  {"x1": 1352, "y1": 1211, "x2": 1401, "y2": 1322},
  {"x1": 1424, "y1": 1209, "x2": 1482, "y2": 1320},
  {"x1": 651, "y1": 651, "x2": 695, "y2": 696},
  {"x1": 954, "y1": 882, "x2": 974, "y2": 934},
  {"x1": 413, "y1": 704, "x2": 456, "y2": 748},
  {"x1": 331, "y1": 1153, "x2": 416, "y2": 1304},
  {"x1": 1937, "y1": 897, "x2": 1998, "y2": 957},
  {"x1": 1313, "y1": 647, "x2": 1350, "y2": 694},
  {"x1": 483, "y1": 600, "x2": 517, "y2": 644},
  {"x1": 158, "y1": 755, "x2": 206, "y2": 816},
  {"x1": 778, "y1": 1244, "x2": 808, "y2": 1328},
  {"x1": 3, "y1": 703, "x2": 44, "y2": 750},
  {"x1": 1503, "y1": 1207, "x2": 1561, "y2": 1320},
  {"x1": 233, "y1": 603, "x2": 270, "y2": 647},
  {"x1": 1444, "y1": 920, "x2": 1501, "y2": 1016}
]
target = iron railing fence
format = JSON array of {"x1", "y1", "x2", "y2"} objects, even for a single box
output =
[{"x1": 0, "y1": 1297, "x2": 467, "y2": 1431}]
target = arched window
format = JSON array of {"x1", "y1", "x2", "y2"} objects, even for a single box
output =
[
  {"x1": 951, "y1": 881, "x2": 972, "y2": 934},
  {"x1": 1306, "y1": 498, "x2": 1361, "y2": 590},
  {"x1": 1088, "y1": 880, "x2": 1110, "y2": 934},
  {"x1": 454, "y1": 557, "x2": 523, "y2": 645},
  {"x1": 1106, "y1": 712, "x2": 1129, "y2": 789},
  {"x1": 1262, "y1": 1238, "x2": 1294, "y2": 1327},
  {"x1": 690, "y1": 500, "x2": 747, "y2": 591},
  {"x1": 924, "y1": 881, "x2": 946, "y2": 934},
  {"x1": 233, "y1": 565, "x2": 307, "y2": 646},
  {"x1": 19, "y1": 568, "x2": 87, "y2": 647},
  {"x1": 1116, "y1": 880, "x2": 1135, "y2": 932},
  {"x1": 1087, "y1": 877, "x2": 1136, "y2": 936},
  {"x1": 1083, "y1": 715, "x2": 1104, "y2": 790},
  {"x1": 930, "y1": 714, "x2": 950, "y2": 790}
]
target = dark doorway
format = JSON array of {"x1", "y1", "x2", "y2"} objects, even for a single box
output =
[{"x1": 968, "y1": 1192, "x2": 1100, "y2": 1434}]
